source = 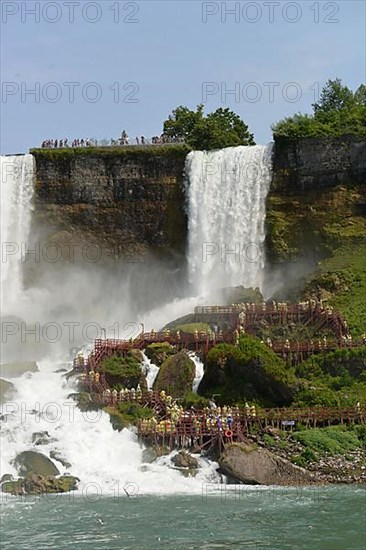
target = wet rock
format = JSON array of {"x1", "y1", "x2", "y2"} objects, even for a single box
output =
[
  {"x1": 0, "y1": 379, "x2": 15, "y2": 404},
  {"x1": 145, "y1": 342, "x2": 176, "y2": 367},
  {"x1": 1, "y1": 479, "x2": 24, "y2": 496},
  {"x1": 50, "y1": 451, "x2": 72, "y2": 469},
  {"x1": 13, "y1": 451, "x2": 60, "y2": 477},
  {"x1": 219, "y1": 443, "x2": 313, "y2": 485},
  {"x1": 32, "y1": 431, "x2": 53, "y2": 446},
  {"x1": 24, "y1": 474, "x2": 79, "y2": 494},
  {"x1": 2, "y1": 474, "x2": 79, "y2": 495},
  {"x1": 171, "y1": 451, "x2": 200, "y2": 470},
  {"x1": 0, "y1": 362, "x2": 38, "y2": 378},
  {"x1": 143, "y1": 445, "x2": 171, "y2": 464},
  {"x1": 0, "y1": 474, "x2": 14, "y2": 484}
]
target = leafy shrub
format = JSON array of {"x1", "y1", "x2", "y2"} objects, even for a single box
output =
[
  {"x1": 272, "y1": 79, "x2": 366, "y2": 140},
  {"x1": 100, "y1": 354, "x2": 142, "y2": 388},
  {"x1": 201, "y1": 335, "x2": 295, "y2": 406}
]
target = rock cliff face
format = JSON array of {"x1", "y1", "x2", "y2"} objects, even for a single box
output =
[
  {"x1": 30, "y1": 137, "x2": 365, "y2": 266},
  {"x1": 272, "y1": 135, "x2": 366, "y2": 192},
  {"x1": 31, "y1": 146, "x2": 190, "y2": 264},
  {"x1": 266, "y1": 136, "x2": 366, "y2": 265}
]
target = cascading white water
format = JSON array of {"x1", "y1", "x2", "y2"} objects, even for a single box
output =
[
  {"x1": 0, "y1": 155, "x2": 221, "y2": 494},
  {"x1": 185, "y1": 145, "x2": 273, "y2": 297},
  {"x1": 189, "y1": 353, "x2": 205, "y2": 393},
  {"x1": 141, "y1": 352, "x2": 160, "y2": 389},
  {"x1": 0, "y1": 155, "x2": 35, "y2": 313},
  {"x1": 0, "y1": 355, "x2": 220, "y2": 495}
]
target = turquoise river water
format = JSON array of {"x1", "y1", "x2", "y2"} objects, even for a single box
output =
[{"x1": 1, "y1": 486, "x2": 365, "y2": 549}]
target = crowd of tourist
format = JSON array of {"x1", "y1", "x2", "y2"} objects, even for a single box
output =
[
  {"x1": 95, "y1": 387, "x2": 258, "y2": 435},
  {"x1": 40, "y1": 131, "x2": 184, "y2": 149},
  {"x1": 41, "y1": 138, "x2": 96, "y2": 148}
]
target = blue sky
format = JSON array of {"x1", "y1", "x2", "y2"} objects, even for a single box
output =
[{"x1": 1, "y1": 0, "x2": 365, "y2": 154}]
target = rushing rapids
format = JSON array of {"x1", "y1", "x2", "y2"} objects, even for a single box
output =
[{"x1": 185, "y1": 144, "x2": 273, "y2": 296}]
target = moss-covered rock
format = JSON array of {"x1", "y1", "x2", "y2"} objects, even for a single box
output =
[
  {"x1": 145, "y1": 342, "x2": 176, "y2": 367},
  {"x1": 13, "y1": 451, "x2": 60, "y2": 477},
  {"x1": 104, "y1": 402, "x2": 154, "y2": 431},
  {"x1": 100, "y1": 352, "x2": 147, "y2": 389},
  {"x1": 153, "y1": 351, "x2": 195, "y2": 398},
  {"x1": 266, "y1": 183, "x2": 366, "y2": 267},
  {"x1": 1, "y1": 479, "x2": 24, "y2": 496},
  {"x1": 2, "y1": 474, "x2": 79, "y2": 495},
  {"x1": 199, "y1": 335, "x2": 295, "y2": 406}
]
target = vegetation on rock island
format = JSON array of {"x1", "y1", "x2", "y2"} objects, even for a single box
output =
[
  {"x1": 153, "y1": 351, "x2": 196, "y2": 398},
  {"x1": 272, "y1": 79, "x2": 366, "y2": 140},
  {"x1": 100, "y1": 353, "x2": 147, "y2": 391},
  {"x1": 199, "y1": 335, "x2": 295, "y2": 406}
]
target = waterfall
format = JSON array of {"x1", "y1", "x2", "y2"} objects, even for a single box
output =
[
  {"x1": 0, "y1": 154, "x2": 222, "y2": 494},
  {"x1": 185, "y1": 145, "x2": 273, "y2": 297},
  {"x1": 0, "y1": 155, "x2": 35, "y2": 314}
]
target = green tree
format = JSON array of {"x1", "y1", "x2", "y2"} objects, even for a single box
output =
[
  {"x1": 163, "y1": 105, "x2": 255, "y2": 150},
  {"x1": 312, "y1": 78, "x2": 355, "y2": 114},
  {"x1": 163, "y1": 104, "x2": 204, "y2": 142},
  {"x1": 272, "y1": 79, "x2": 366, "y2": 140}
]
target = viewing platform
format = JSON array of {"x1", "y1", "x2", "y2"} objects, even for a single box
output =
[
  {"x1": 76, "y1": 384, "x2": 366, "y2": 452},
  {"x1": 73, "y1": 332, "x2": 364, "y2": 374}
]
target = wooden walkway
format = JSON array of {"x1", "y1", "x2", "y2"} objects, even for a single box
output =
[
  {"x1": 74, "y1": 333, "x2": 364, "y2": 372},
  {"x1": 136, "y1": 404, "x2": 366, "y2": 452},
  {"x1": 76, "y1": 381, "x2": 366, "y2": 452},
  {"x1": 71, "y1": 300, "x2": 365, "y2": 372},
  {"x1": 194, "y1": 302, "x2": 349, "y2": 339}
]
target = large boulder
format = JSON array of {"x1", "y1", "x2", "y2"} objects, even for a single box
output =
[
  {"x1": 0, "y1": 362, "x2": 38, "y2": 378},
  {"x1": 153, "y1": 351, "x2": 195, "y2": 397},
  {"x1": 171, "y1": 451, "x2": 200, "y2": 478},
  {"x1": 171, "y1": 451, "x2": 200, "y2": 469},
  {"x1": 219, "y1": 443, "x2": 313, "y2": 485},
  {"x1": 0, "y1": 379, "x2": 15, "y2": 403},
  {"x1": 13, "y1": 451, "x2": 60, "y2": 477}
]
